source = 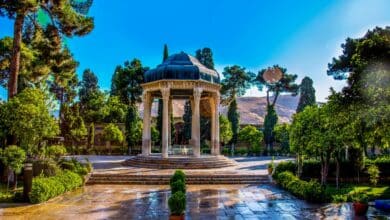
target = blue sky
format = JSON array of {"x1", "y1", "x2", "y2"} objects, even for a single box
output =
[{"x1": 1, "y1": 0, "x2": 389, "y2": 101}]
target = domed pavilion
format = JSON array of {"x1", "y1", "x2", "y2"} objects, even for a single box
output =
[{"x1": 141, "y1": 52, "x2": 221, "y2": 158}]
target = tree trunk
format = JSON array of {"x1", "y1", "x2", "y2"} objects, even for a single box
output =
[
  {"x1": 297, "y1": 153, "x2": 303, "y2": 177},
  {"x1": 320, "y1": 154, "x2": 330, "y2": 185},
  {"x1": 8, "y1": 13, "x2": 25, "y2": 99},
  {"x1": 13, "y1": 171, "x2": 17, "y2": 190},
  {"x1": 335, "y1": 157, "x2": 340, "y2": 189}
]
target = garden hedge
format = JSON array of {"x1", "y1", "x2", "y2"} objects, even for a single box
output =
[
  {"x1": 29, "y1": 170, "x2": 83, "y2": 203},
  {"x1": 275, "y1": 171, "x2": 324, "y2": 202}
]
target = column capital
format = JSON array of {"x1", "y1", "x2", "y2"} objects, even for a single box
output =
[
  {"x1": 142, "y1": 90, "x2": 151, "y2": 102},
  {"x1": 193, "y1": 87, "x2": 203, "y2": 100},
  {"x1": 161, "y1": 87, "x2": 170, "y2": 100}
]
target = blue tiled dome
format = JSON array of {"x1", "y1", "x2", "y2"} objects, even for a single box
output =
[{"x1": 144, "y1": 52, "x2": 220, "y2": 84}]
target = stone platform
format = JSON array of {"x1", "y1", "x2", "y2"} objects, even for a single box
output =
[
  {"x1": 75, "y1": 156, "x2": 294, "y2": 185},
  {"x1": 123, "y1": 154, "x2": 237, "y2": 169}
]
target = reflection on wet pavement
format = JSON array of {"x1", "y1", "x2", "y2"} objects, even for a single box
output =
[{"x1": 0, "y1": 184, "x2": 389, "y2": 220}]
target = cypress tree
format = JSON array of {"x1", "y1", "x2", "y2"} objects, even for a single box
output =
[
  {"x1": 163, "y1": 44, "x2": 169, "y2": 62},
  {"x1": 157, "y1": 44, "x2": 169, "y2": 144},
  {"x1": 182, "y1": 101, "x2": 192, "y2": 142},
  {"x1": 263, "y1": 105, "x2": 278, "y2": 154},
  {"x1": 227, "y1": 98, "x2": 239, "y2": 147},
  {"x1": 296, "y1": 76, "x2": 316, "y2": 113}
]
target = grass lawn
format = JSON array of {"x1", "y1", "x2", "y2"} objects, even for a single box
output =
[
  {"x1": 0, "y1": 183, "x2": 23, "y2": 203},
  {"x1": 325, "y1": 185, "x2": 390, "y2": 202}
]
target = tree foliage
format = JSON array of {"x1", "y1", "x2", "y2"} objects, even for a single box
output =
[
  {"x1": 110, "y1": 59, "x2": 146, "y2": 106},
  {"x1": 255, "y1": 65, "x2": 299, "y2": 107},
  {"x1": 219, "y1": 115, "x2": 232, "y2": 145},
  {"x1": 195, "y1": 47, "x2": 214, "y2": 69},
  {"x1": 238, "y1": 125, "x2": 263, "y2": 154},
  {"x1": 125, "y1": 105, "x2": 142, "y2": 151},
  {"x1": 103, "y1": 123, "x2": 123, "y2": 143},
  {"x1": 0, "y1": 0, "x2": 94, "y2": 97},
  {"x1": 4, "y1": 88, "x2": 58, "y2": 154},
  {"x1": 182, "y1": 101, "x2": 191, "y2": 141},
  {"x1": 296, "y1": 76, "x2": 316, "y2": 113},
  {"x1": 227, "y1": 98, "x2": 239, "y2": 145}
]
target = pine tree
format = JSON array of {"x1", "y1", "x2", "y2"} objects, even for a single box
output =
[
  {"x1": 195, "y1": 48, "x2": 215, "y2": 69},
  {"x1": 157, "y1": 44, "x2": 169, "y2": 144},
  {"x1": 0, "y1": 0, "x2": 94, "y2": 98},
  {"x1": 296, "y1": 76, "x2": 316, "y2": 113}
]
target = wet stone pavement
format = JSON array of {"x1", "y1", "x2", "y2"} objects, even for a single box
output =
[{"x1": 1, "y1": 184, "x2": 389, "y2": 220}]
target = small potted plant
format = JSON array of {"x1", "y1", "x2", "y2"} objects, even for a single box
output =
[
  {"x1": 168, "y1": 191, "x2": 186, "y2": 220},
  {"x1": 268, "y1": 157, "x2": 275, "y2": 175},
  {"x1": 350, "y1": 191, "x2": 369, "y2": 216},
  {"x1": 168, "y1": 170, "x2": 186, "y2": 220}
]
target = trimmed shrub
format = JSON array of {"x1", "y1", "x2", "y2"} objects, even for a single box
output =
[
  {"x1": 29, "y1": 170, "x2": 83, "y2": 203},
  {"x1": 272, "y1": 161, "x2": 296, "y2": 179},
  {"x1": 46, "y1": 145, "x2": 67, "y2": 160},
  {"x1": 59, "y1": 158, "x2": 89, "y2": 177},
  {"x1": 275, "y1": 171, "x2": 324, "y2": 202},
  {"x1": 171, "y1": 180, "x2": 186, "y2": 194},
  {"x1": 168, "y1": 191, "x2": 186, "y2": 216},
  {"x1": 170, "y1": 170, "x2": 186, "y2": 185}
]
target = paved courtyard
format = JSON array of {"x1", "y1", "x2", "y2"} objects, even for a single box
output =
[{"x1": 1, "y1": 184, "x2": 388, "y2": 220}]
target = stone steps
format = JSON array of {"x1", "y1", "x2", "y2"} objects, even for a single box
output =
[
  {"x1": 123, "y1": 155, "x2": 237, "y2": 169},
  {"x1": 87, "y1": 174, "x2": 270, "y2": 185}
]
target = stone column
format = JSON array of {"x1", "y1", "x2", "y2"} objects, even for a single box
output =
[
  {"x1": 213, "y1": 93, "x2": 220, "y2": 155},
  {"x1": 142, "y1": 91, "x2": 152, "y2": 156},
  {"x1": 192, "y1": 87, "x2": 202, "y2": 158},
  {"x1": 161, "y1": 87, "x2": 170, "y2": 158},
  {"x1": 210, "y1": 97, "x2": 216, "y2": 155},
  {"x1": 168, "y1": 98, "x2": 172, "y2": 147}
]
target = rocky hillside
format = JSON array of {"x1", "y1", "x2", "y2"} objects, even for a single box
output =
[{"x1": 139, "y1": 95, "x2": 299, "y2": 125}]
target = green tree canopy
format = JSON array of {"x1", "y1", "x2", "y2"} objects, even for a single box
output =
[
  {"x1": 0, "y1": 0, "x2": 94, "y2": 98},
  {"x1": 4, "y1": 88, "x2": 58, "y2": 154},
  {"x1": 296, "y1": 76, "x2": 316, "y2": 113},
  {"x1": 219, "y1": 115, "x2": 232, "y2": 145},
  {"x1": 110, "y1": 59, "x2": 147, "y2": 106},
  {"x1": 238, "y1": 125, "x2": 263, "y2": 154},
  {"x1": 227, "y1": 98, "x2": 240, "y2": 146},
  {"x1": 255, "y1": 65, "x2": 299, "y2": 107},
  {"x1": 103, "y1": 123, "x2": 124, "y2": 143},
  {"x1": 195, "y1": 47, "x2": 214, "y2": 69}
]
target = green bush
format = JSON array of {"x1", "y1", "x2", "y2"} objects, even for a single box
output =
[
  {"x1": 168, "y1": 191, "x2": 186, "y2": 216},
  {"x1": 29, "y1": 170, "x2": 83, "y2": 203},
  {"x1": 367, "y1": 165, "x2": 380, "y2": 186},
  {"x1": 272, "y1": 161, "x2": 296, "y2": 179},
  {"x1": 275, "y1": 171, "x2": 324, "y2": 202},
  {"x1": 59, "y1": 158, "x2": 89, "y2": 177},
  {"x1": 33, "y1": 158, "x2": 61, "y2": 177},
  {"x1": 170, "y1": 170, "x2": 186, "y2": 185},
  {"x1": 171, "y1": 180, "x2": 186, "y2": 194},
  {"x1": 46, "y1": 145, "x2": 67, "y2": 160}
]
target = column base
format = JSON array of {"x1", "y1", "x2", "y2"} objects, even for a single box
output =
[{"x1": 142, "y1": 139, "x2": 151, "y2": 156}]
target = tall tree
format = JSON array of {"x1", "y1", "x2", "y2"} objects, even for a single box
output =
[
  {"x1": 227, "y1": 98, "x2": 239, "y2": 151},
  {"x1": 221, "y1": 65, "x2": 254, "y2": 149},
  {"x1": 296, "y1": 76, "x2": 316, "y2": 113},
  {"x1": 0, "y1": 0, "x2": 94, "y2": 98},
  {"x1": 110, "y1": 59, "x2": 146, "y2": 106},
  {"x1": 156, "y1": 45, "x2": 169, "y2": 144},
  {"x1": 327, "y1": 26, "x2": 390, "y2": 153},
  {"x1": 163, "y1": 44, "x2": 169, "y2": 62},
  {"x1": 79, "y1": 69, "x2": 98, "y2": 103},
  {"x1": 195, "y1": 47, "x2": 214, "y2": 69},
  {"x1": 182, "y1": 101, "x2": 192, "y2": 142},
  {"x1": 255, "y1": 65, "x2": 298, "y2": 153},
  {"x1": 125, "y1": 105, "x2": 142, "y2": 154}
]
